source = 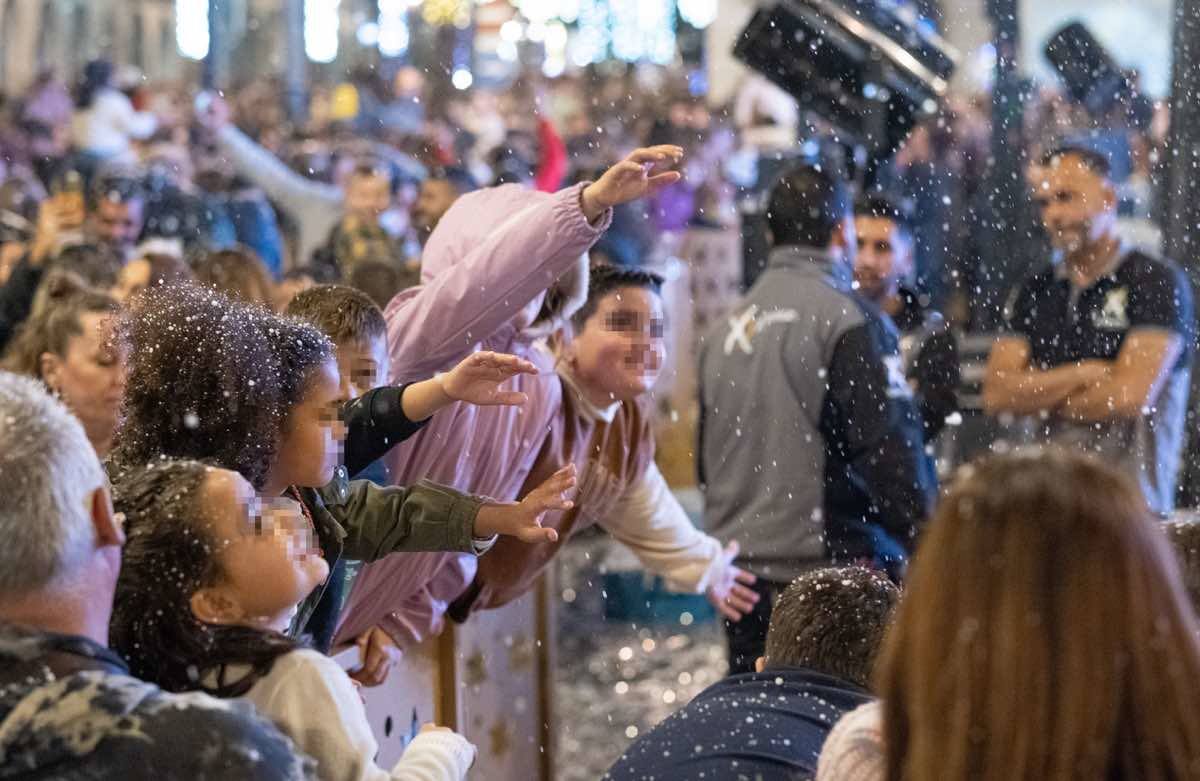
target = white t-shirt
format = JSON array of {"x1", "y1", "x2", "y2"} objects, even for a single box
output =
[
  {"x1": 70, "y1": 88, "x2": 156, "y2": 159},
  {"x1": 237, "y1": 649, "x2": 476, "y2": 781}
]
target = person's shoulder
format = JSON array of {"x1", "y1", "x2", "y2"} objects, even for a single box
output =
[
  {"x1": 67, "y1": 671, "x2": 316, "y2": 779},
  {"x1": 1120, "y1": 250, "x2": 1188, "y2": 288}
]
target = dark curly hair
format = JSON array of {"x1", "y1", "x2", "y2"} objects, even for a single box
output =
[
  {"x1": 112, "y1": 285, "x2": 286, "y2": 488},
  {"x1": 257, "y1": 310, "x2": 336, "y2": 418},
  {"x1": 109, "y1": 459, "x2": 299, "y2": 696}
]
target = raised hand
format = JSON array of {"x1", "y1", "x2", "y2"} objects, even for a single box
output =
[
  {"x1": 438, "y1": 351, "x2": 539, "y2": 407},
  {"x1": 705, "y1": 540, "x2": 760, "y2": 623},
  {"x1": 473, "y1": 464, "x2": 578, "y2": 543},
  {"x1": 581, "y1": 146, "x2": 684, "y2": 221}
]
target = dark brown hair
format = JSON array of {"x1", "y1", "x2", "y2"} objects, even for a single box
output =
[
  {"x1": 113, "y1": 285, "x2": 285, "y2": 489},
  {"x1": 2, "y1": 272, "x2": 119, "y2": 380},
  {"x1": 192, "y1": 246, "x2": 274, "y2": 307},
  {"x1": 286, "y1": 284, "x2": 386, "y2": 346},
  {"x1": 878, "y1": 448, "x2": 1200, "y2": 780},
  {"x1": 764, "y1": 566, "x2": 898, "y2": 688},
  {"x1": 109, "y1": 459, "x2": 299, "y2": 696},
  {"x1": 136, "y1": 251, "x2": 195, "y2": 290}
]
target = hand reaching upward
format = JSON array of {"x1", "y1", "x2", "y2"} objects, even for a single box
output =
[{"x1": 581, "y1": 146, "x2": 685, "y2": 222}]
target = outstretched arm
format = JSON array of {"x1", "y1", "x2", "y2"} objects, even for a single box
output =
[{"x1": 384, "y1": 147, "x2": 684, "y2": 380}]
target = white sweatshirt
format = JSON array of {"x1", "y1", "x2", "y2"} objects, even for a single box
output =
[
  {"x1": 237, "y1": 649, "x2": 476, "y2": 781},
  {"x1": 70, "y1": 88, "x2": 156, "y2": 160}
]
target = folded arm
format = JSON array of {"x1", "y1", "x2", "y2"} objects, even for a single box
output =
[
  {"x1": 982, "y1": 337, "x2": 1108, "y2": 416},
  {"x1": 1061, "y1": 329, "x2": 1184, "y2": 421}
]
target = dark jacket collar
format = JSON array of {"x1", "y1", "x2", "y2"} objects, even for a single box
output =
[{"x1": 0, "y1": 621, "x2": 129, "y2": 681}]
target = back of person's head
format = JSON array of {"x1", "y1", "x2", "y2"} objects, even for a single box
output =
[
  {"x1": 429, "y1": 165, "x2": 479, "y2": 195},
  {"x1": 570, "y1": 264, "x2": 664, "y2": 333},
  {"x1": 286, "y1": 284, "x2": 386, "y2": 347},
  {"x1": 763, "y1": 567, "x2": 899, "y2": 688},
  {"x1": 109, "y1": 459, "x2": 298, "y2": 694},
  {"x1": 49, "y1": 242, "x2": 124, "y2": 289},
  {"x1": 1164, "y1": 521, "x2": 1200, "y2": 613},
  {"x1": 347, "y1": 259, "x2": 419, "y2": 309},
  {"x1": 0, "y1": 371, "x2": 103, "y2": 596},
  {"x1": 2, "y1": 272, "x2": 119, "y2": 380},
  {"x1": 89, "y1": 172, "x2": 146, "y2": 211},
  {"x1": 878, "y1": 447, "x2": 1200, "y2": 780},
  {"x1": 766, "y1": 164, "x2": 851, "y2": 249},
  {"x1": 192, "y1": 246, "x2": 274, "y2": 308},
  {"x1": 76, "y1": 59, "x2": 113, "y2": 109},
  {"x1": 114, "y1": 285, "x2": 284, "y2": 489}
]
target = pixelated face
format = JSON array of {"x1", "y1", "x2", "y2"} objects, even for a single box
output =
[
  {"x1": 412, "y1": 179, "x2": 460, "y2": 239},
  {"x1": 1035, "y1": 154, "x2": 1116, "y2": 255},
  {"x1": 41, "y1": 311, "x2": 126, "y2": 456},
  {"x1": 335, "y1": 336, "x2": 389, "y2": 399},
  {"x1": 91, "y1": 198, "x2": 144, "y2": 254},
  {"x1": 344, "y1": 172, "x2": 392, "y2": 222},
  {"x1": 113, "y1": 258, "x2": 152, "y2": 302},
  {"x1": 202, "y1": 469, "x2": 328, "y2": 632},
  {"x1": 854, "y1": 216, "x2": 912, "y2": 302},
  {"x1": 570, "y1": 287, "x2": 666, "y2": 403},
  {"x1": 273, "y1": 358, "x2": 347, "y2": 489}
]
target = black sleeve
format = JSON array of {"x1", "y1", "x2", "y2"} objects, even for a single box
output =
[
  {"x1": 1127, "y1": 259, "x2": 1194, "y2": 340},
  {"x1": 912, "y1": 328, "x2": 960, "y2": 440},
  {"x1": 1001, "y1": 276, "x2": 1036, "y2": 338},
  {"x1": 823, "y1": 323, "x2": 935, "y2": 553},
  {"x1": 0, "y1": 255, "x2": 44, "y2": 354},
  {"x1": 341, "y1": 384, "x2": 429, "y2": 478}
]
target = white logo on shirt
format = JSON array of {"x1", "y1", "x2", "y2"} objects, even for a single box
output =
[
  {"x1": 723, "y1": 305, "x2": 800, "y2": 355},
  {"x1": 1093, "y1": 287, "x2": 1130, "y2": 331}
]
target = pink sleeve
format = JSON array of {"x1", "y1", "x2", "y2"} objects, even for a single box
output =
[
  {"x1": 383, "y1": 182, "x2": 612, "y2": 381},
  {"x1": 534, "y1": 117, "x2": 568, "y2": 193},
  {"x1": 333, "y1": 553, "x2": 476, "y2": 648}
]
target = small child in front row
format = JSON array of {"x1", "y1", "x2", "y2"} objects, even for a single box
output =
[
  {"x1": 110, "y1": 458, "x2": 477, "y2": 781},
  {"x1": 112, "y1": 285, "x2": 574, "y2": 646}
]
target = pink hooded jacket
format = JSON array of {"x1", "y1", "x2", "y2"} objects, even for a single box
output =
[{"x1": 333, "y1": 182, "x2": 611, "y2": 647}]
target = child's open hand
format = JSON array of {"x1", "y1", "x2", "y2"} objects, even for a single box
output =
[
  {"x1": 581, "y1": 146, "x2": 684, "y2": 221},
  {"x1": 438, "y1": 351, "x2": 538, "y2": 407},
  {"x1": 473, "y1": 465, "x2": 577, "y2": 544}
]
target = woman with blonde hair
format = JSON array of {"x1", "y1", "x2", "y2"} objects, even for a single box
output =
[
  {"x1": 2, "y1": 272, "x2": 125, "y2": 456},
  {"x1": 818, "y1": 447, "x2": 1200, "y2": 781}
]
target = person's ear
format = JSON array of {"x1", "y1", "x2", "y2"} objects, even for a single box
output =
[
  {"x1": 40, "y1": 352, "x2": 63, "y2": 393},
  {"x1": 91, "y1": 487, "x2": 125, "y2": 548},
  {"x1": 190, "y1": 587, "x2": 243, "y2": 625},
  {"x1": 754, "y1": 656, "x2": 767, "y2": 674}
]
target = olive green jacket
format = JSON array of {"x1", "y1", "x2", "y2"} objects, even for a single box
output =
[{"x1": 290, "y1": 466, "x2": 485, "y2": 639}]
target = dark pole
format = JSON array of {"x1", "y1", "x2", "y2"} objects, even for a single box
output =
[
  {"x1": 284, "y1": 0, "x2": 308, "y2": 124},
  {"x1": 1164, "y1": 0, "x2": 1200, "y2": 505},
  {"x1": 202, "y1": 0, "x2": 222, "y2": 90},
  {"x1": 977, "y1": 0, "x2": 1032, "y2": 330}
]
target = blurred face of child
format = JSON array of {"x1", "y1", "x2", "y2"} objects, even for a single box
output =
[
  {"x1": 271, "y1": 358, "x2": 347, "y2": 489},
  {"x1": 344, "y1": 172, "x2": 391, "y2": 223},
  {"x1": 192, "y1": 469, "x2": 329, "y2": 632},
  {"x1": 567, "y1": 287, "x2": 666, "y2": 404},
  {"x1": 335, "y1": 336, "x2": 389, "y2": 399}
]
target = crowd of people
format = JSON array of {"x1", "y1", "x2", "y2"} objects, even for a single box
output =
[{"x1": 0, "y1": 54, "x2": 1199, "y2": 780}]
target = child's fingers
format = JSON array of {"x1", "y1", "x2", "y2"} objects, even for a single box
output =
[
  {"x1": 487, "y1": 391, "x2": 529, "y2": 407},
  {"x1": 521, "y1": 526, "x2": 559, "y2": 544}
]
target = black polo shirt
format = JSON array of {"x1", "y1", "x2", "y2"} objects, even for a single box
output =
[{"x1": 1004, "y1": 249, "x2": 1194, "y2": 514}]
